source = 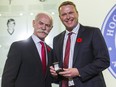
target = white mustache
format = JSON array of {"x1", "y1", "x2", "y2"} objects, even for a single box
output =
[{"x1": 36, "y1": 29, "x2": 49, "y2": 35}]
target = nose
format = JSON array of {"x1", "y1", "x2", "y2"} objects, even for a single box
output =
[
  {"x1": 41, "y1": 24, "x2": 46, "y2": 30},
  {"x1": 66, "y1": 14, "x2": 70, "y2": 19}
]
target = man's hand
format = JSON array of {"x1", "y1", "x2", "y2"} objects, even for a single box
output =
[
  {"x1": 58, "y1": 68, "x2": 80, "y2": 79},
  {"x1": 50, "y1": 66, "x2": 58, "y2": 77}
]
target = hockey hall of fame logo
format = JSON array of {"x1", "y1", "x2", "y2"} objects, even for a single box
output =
[{"x1": 101, "y1": 4, "x2": 116, "y2": 78}]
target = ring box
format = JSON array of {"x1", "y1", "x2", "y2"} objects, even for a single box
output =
[{"x1": 53, "y1": 62, "x2": 64, "y2": 74}]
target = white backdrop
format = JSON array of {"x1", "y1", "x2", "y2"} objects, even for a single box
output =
[{"x1": 0, "y1": 0, "x2": 116, "y2": 87}]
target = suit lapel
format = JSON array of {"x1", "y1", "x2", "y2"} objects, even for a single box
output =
[
  {"x1": 27, "y1": 37, "x2": 42, "y2": 66},
  {"x1": 27, "y1": 37, "x2": 52, "y2": 79},
  {"x1": 45, "y1": 45, "x2": 52, "y2": 77},
  {"x1": 73, "y1": 25, "x2": 86, "y2": 66},
  {"x1": 59, "y1": 31, "x2": 66, "y2": 68}
]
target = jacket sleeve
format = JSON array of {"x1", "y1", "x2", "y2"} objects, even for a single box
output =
[
  {"x1": 78, "y1": 28, "x2": 110, "y2": 81},
  {"x1": 2, "y1": 42, "x2": 22, "y2": 87}
]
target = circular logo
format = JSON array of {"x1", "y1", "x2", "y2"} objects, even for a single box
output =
[{"x1": 101, "y1": 4, "x2": 116, "y2": 78}]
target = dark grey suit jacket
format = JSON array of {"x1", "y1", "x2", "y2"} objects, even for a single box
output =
[
  {"x1": 53, "y1": 25, "x2": 110, "y2": 87},
  {"x1": 2, "y1": 37, "x2": 53, "y2": 87}
]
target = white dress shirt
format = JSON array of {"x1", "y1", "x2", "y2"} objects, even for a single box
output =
[
  {"x1": 31, "y1": 34, "x2": 48, "y2": 64},
  {"x1": 63, "y1": 23, "x2": 80, "y2": 86}
]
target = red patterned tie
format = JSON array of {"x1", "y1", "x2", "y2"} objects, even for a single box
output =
[
  {"x1": 62, "y1": 32, "x2": 72, "y2": 87},
  {"x1": 64, "y1": 32, "x2": 72, "y2": 68},
  {"x1": 40, "y1": 41, "x2": 46, "y2": 75}
]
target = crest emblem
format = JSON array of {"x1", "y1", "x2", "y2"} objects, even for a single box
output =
[{"x1": 101, "y1": 4, "x2": 116, "y2": 78}]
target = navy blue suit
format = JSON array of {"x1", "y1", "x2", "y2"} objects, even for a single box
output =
[
  {"x1": 53, "y1": 25, "x2": 110, "y2": 87},
  {"x1": 2, "y1": 37, "x2": 53, "y2": 87}
]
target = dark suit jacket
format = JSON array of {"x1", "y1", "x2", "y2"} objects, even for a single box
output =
[
  {"x1": 53, "y1": 25, "x2": 110, "y2": 87},
  {"x1": 2, "y1": 37, "x2": 53, "y2": 87}
]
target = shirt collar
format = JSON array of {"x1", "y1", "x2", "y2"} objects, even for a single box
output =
[
  {"x1": 32, "y1": 34, "x2": 44, "y2": 44},
  {"x1": 66, "y1": 23, "x2": 80, "y2": 35}
]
